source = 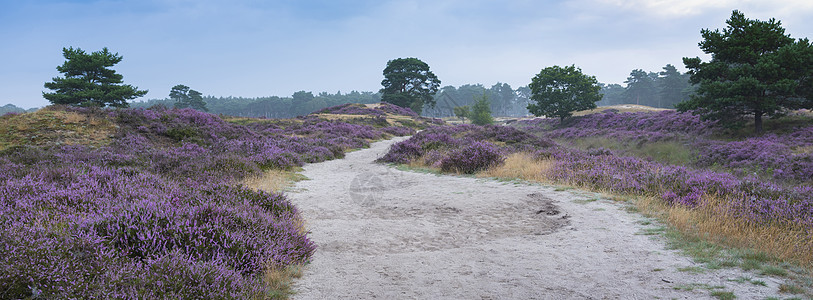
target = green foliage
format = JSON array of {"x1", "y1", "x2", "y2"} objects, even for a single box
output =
[
  {"x1": 659, "y1": 64, "x2": 692, "y2": 108},
  {"x1": 453, "y1": 105, "x2": 470, "y2": 122},
  {"x1": 598, "y1": 65, "x2": 694, "y2": 109},
  {"x1": 429, "y1": 83, "x2": 532, "y2": 118},
  {"x1": 469, "y1": 94, "x2": 493, "y2": 125},
  {"x1": 43, "y1": 47, "x2": 147, "y2": 108},
  {"x1": 678, "y1": 10, "x2": 813, "y2": 133},
  {"x1": 624, "y1": 69, "x2": 657, "y2": 105},
  {"x1": 528, "y1": 65, "x2": 602, "y2": 121},
  {"x1": 170, "y1": 84, "x2": 209, "y2": 112},
  {"x1": 380, "y1": 58, "x2": 441, "y2": 115},
  {"x1": 165, "y1": 127, "x2": 200, "y2": 142}
]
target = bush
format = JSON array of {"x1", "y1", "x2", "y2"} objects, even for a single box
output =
[
  {"x1": 469, "y1": 94, "x2": 493, "y2": 125},
  {"x1": 440, "y1": 141, "x2": 504, "y2": 174},
  {"x1": 378, "y1": 140, "x2": 423, "y2": 164}
]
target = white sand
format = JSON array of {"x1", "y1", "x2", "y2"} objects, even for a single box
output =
[{"x1": 288, "y1": 137, "x2": 785, "y2": 299}]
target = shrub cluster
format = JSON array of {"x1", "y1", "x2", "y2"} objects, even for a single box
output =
[
  {"x1": 313, "y1": 103, "x2": 385, "y2": 117},
  {"x1": 314, "y1": 102, "x2": 421, "y2": 118},
  {"x1": 378, "y1": 124, "x2": 555, "y2": 171},
  {"x1": 695, "y1": 132, "x2": 813, "y2": 182},
  {"x1": 517, "y1": 110, "x2": 718, "y2": 143},
  {"x1": 439, "y1": 141, "x2": 504, "y2": 174}
]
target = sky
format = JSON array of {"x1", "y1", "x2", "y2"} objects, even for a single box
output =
[{"x1": 1, "y1": 0, "x2": 812, "y2": 109}]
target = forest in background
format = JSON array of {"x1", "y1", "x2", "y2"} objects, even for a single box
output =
[{"x1": 3, "y1": 64, "x2": 694, "y2": 118}]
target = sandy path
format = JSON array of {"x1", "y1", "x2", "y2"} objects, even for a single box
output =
[{"x1": 289, "y1": 137, "x2": 784, "y2": 299}]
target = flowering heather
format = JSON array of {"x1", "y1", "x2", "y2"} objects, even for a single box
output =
[
  {"x1": 0, "y1": 105, "x2": 419, "y2": 298},
  {"x1": 376, "y1": 102, "x2": 420, "y2": 117},
  {"x1": 517, "y1": 110, "x2": 718, "y2": 136},
  {"x1": 516, "y1": 110, "x2": 720, "y2": 145},
  {"x1": 378, "y1": 124, "x2": 555, "y2": 167},
  {"x1": 314, "y1": 102, "x2": 421, "y2": 118},
  {"x1": 517, "y1": 109, "x2": 813, "y2": 183},
  {"x1": 313, "y1": 103, "x2": 385, "y2": 117},
  {"x1": 695, "y1": 135, "x2": 813, "y2": 182},
  {"x1": 440, "y1": 141, "x2": 504, "y2": 174},
  {"x1": 540, "y1": 147, "x2": 813, "y2": 232}
]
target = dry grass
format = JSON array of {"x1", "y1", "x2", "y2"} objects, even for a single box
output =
[
  {"x1": 666, "y1": 196, "x2": 812, "y2": 266},
  {"x1": 572, "y1": 104, "x2": 670, "y2": 116},
  {"x1": 0, "y1": 107, "x2": 115, "y2": 151},
  {"x1": 259, "y1": 264, "x2": 306, "y2": 299},
  {"x1": 242, "y1": 170, "x2": 304, "y2": 193},
  {"x1": 478, "y1": 152, "x2": 553, "y2": 182},
  {"x1": 794, "y1": 145, "x2": 813, "y2": 155}
]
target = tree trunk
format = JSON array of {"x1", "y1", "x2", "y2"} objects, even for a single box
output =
[{"x1": 754, "y1": 111, "x2": 763, "y2": 134}]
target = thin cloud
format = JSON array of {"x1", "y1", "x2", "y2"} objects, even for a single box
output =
[{"x1": 593, "y1": 0, "x2": 813, "y2": 18}]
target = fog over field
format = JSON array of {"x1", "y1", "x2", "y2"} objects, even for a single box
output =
[{"x1": 2, "y1": 0, "x2": 812, "y2": 108}]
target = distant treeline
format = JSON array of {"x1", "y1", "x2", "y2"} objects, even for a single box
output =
[
  {"x1": 426, "y1": 83, "x2": 532, "y2": 118},
  {"x1": 425, "y1": 64, "x2": 694, "y2": 118},
  {"x1": 0, "y1": 104, "x2": 37, "y2": 115},
  {"x1": 7, "y1": 64, "x2": 694, "y2": 118},
  {"x1": 597, "y1": 64, "x2": 695, "y2": 109},
  {"x1": 131, "y1": 91, "x2": 381, "y2": 118}
]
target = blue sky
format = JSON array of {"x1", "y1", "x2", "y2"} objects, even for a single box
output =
[{"x1": 1, "y1": 0, "x2": 812, "y2": 109}]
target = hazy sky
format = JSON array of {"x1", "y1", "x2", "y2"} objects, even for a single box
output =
[{"x1": 2, "y1": 0, "x2": 811, "y2": 109}]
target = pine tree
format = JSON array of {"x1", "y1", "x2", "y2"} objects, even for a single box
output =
[{"x1": 43, "y1": 47, "x2": 147, "y2": 107}]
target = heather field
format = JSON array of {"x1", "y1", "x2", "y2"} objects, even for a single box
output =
[
  {"x1": 0, "y1": 103, "x2": 428, "y2": 299},
  {"x1": 380, "y1": 109, "x2": 813, "y2": 281},
  {"x1": 4, "y1": 102, "x2": 812, "y2": 298}
]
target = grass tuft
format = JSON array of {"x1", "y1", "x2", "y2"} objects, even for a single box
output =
[
  {"x1": 261, "y1": 264, "x2": 305, "y2": 299},
  {"x1": 728, "y1": 276, "x2": 767, "y2": 286},
  {"x1": 779, "y1": 283, "x2": 806, "y2": 294},
  {"x1": 710, "y1": 290, "x2": 736, "y2": 300},
  {"x1": 243, "y1": 168, "x2": 308, "y2": 193},
  {"x1": 761, "y1": 265, "x2": 789, "y2": 277}
]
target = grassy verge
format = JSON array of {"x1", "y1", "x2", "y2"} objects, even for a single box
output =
[
  {"x1": 242, "y1": 168, "x2": 309, "y2": 193},
  {"x1": 554, "y1": 136, "x2": 695, "y2": 166}
]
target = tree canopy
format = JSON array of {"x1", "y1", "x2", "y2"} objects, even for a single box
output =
[
  {"x1": 678, "y1": 10, "x2": 813, "y2": 133},
  {"x1": 658, "y1": 64, "x2": 691, "y2": 108},
  {"x1": 470, "y1": 93, "x2": 494, "y2": 125},
  {"x1": 623, "y1": 69, "x2": 657, "y2": 106},
  {"x1": 170, "y1": 84, "x2": 208, "y2": 112},
  {"x1": 528, "y1": 65, "x2": 602, "y2": 121},
  {"x1": 43, "y1": 47, "x2": 147, "y2": 107},
  {"x1": 453, "y1": 105, "x2": 470, "y2": 122},
  {"x1": 380, "y1": 58, "x2": 440, "y2": 114}
]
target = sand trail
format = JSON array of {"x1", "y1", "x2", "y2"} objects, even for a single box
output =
[{"x1": 288, "y1": 137, "x2": 782, "y2": 299}]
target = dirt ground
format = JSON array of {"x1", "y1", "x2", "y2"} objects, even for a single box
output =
[{"x1": 288, "y1": 137, "x2": 786, "y2": 299}]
